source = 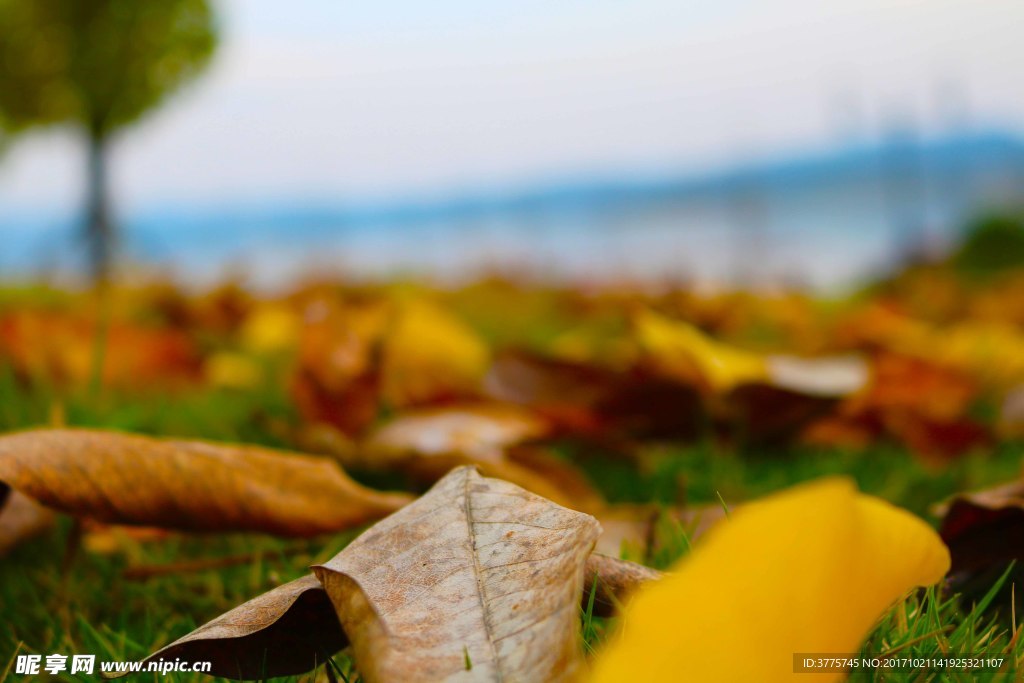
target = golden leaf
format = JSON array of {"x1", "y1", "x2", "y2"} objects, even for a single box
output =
[{"x1": 589, "y1": 478, "x2": 949, "y2": 683}]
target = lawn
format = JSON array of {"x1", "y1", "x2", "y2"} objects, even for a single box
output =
[{"x1": 2, "y1": 272, "x2": 1024, "y2": 682}]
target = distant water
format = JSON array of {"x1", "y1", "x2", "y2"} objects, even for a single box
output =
[
  {"x1": 3, "y1": 131, "x2": 1021, "y2": 291},
  {"x1": 0, "y1": 199, "x2": 931, "y2": 292}
]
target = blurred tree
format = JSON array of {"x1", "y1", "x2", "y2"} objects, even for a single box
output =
[
  {"x1": 952, "y1": 213, "x2": 1024, "y2": 278},
  {"x1": 0, "y1": 0, "x2": 217, "y2": 284}
]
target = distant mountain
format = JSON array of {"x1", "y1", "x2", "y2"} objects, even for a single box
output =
[
  {"x1": 3, "y1": 129, "x2": 1023, "y2": 288},
  {"x1": 128, "y1": 129, "x2": 1024, "y2": 232}
]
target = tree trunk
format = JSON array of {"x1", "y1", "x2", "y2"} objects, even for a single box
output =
[{"x1": 84, "y1": 132, "x2": 114, "y2": 286}]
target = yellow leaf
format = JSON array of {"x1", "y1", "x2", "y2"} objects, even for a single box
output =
[
  {"x1": 588, "y1": 478, "x2": 950, "y2": 683},
  {"x1": 380, "y1": 300, "x2": 488, "y2": 406},
  {"x1": 240, "y1": 303, "x2": 300, "y2": 354},
  {"x1": 634, "y1": 309, "x2": 767, "y2": 392},
  {"x1": 204, "y1": 352, "x2": 262, "y2": 390}
]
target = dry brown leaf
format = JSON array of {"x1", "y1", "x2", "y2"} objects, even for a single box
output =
[
  {"x1": 937, "y1": 480, "x2": 1024, "y2": 575},
  {"x1": 360, "y1": 404, "x2": 550, "y2": 466},
  {"x1": 802, "y1": 353, "x2": 990, "y2": 459},
  {"x1": 0, "y1": 484, "x2": 56, "y2": 556},
  {"x1": 0, "y1": 429, "x2": 412, "y2": 536},
  {"x1": 313, "y1": 466, "x2": 600, "y2": 682},
  {"x1": 290, "y1": 298, "x2": 388, "y2": 437},
  {"x1": 633, "y1": 311, "x2": 868, "y2": 443},
  {"x1": 483, "y1": 350, "x2": 705, "y2": 439},
  {"x1": 583, "y1": 552, "x2": 663, "y2": 618},
  {"x1": 110, "y1": 575, "x2": 346, "y2": 680},
  {"x1": 357, "y1": 405, "x2": 605, "y2": 512},
  {"x1": 125, "y1": 553, "x2": 657, "y2": 680}
]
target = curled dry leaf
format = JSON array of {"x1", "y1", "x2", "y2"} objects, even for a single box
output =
[
  {"x1": 108, "y1": 575, "x2": 345, "y2": 680},
  {"x1": 0, "y1": 429, "x2": 412, "y2": 536},
  {"x1": 0, "y1": 484, "x2": 56, "y2": 556},
  {"x1": 313, "y1": 466, "x2": 600, "y2": 683},
  {"x1": 126, "y1": 553, "x2": 657, "y2": 680},
  {"x1": 937, "y1": 480, "x2": 1024, "y2": 575},
  {"x1": 583, "y1": 552, "x2": 662, "y2": 618}
]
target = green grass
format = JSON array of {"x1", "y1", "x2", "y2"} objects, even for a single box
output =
[{"x1": 2, "y1": 376, "x2": 1024, "y2": 681}]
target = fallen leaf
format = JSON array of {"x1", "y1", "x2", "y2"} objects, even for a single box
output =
[
  {"x1": 361, "y1": 404, "x2": 550, "y2": 466},
  {"x1": 589, "y1": 478, "x2": 950, "y2": 683},
  {"x1": 0, "y1": 311, "x2": 202, "y2": 390},
  {"x1": 0, "y1": 429, "x2": 412, "y2": 536},
  {"x1": 837, "y1": 305, "x2": 1024, "y2": 390},
  {"x1": 109, "y1": 575, "x2": 345, "y2": 680},
  {"x1": 290, "y1": 297, "x2": 389, "y2": 436},
  {"x1": 763, "y1": 355, "x2": 868, "y2": 398},
  {"x1": 380, "y1": 300, "x2": 489, "y2": 407},
  {"x1": 937, "y1": 480, "x2": 1024, "y2": 575},
  {"x1": 998, "y1": 385, "x2": 1024, "y2": 438},
  {"x1": 483, "y1": 350, "x2": 704, "y2": 439},
  {"x1": 802, "y1": 353, "x2": 989, "y2": 459},
  {"x1": 357, "y1": 405, "x2": 604, "y2": 512},
  {"x1": 633, "y1": 309, "x2": 766, "y2": 393},
  {"x1": 635, "y1": 310, "x2": 867, "y2": 443},
  {"x1": 313, "y1": 466, "x2": 600, "y2": 682},
  {"x1": 0, "y1": 484, "x2": 56, "y2": 556},
  {"x1": 125, "y1": 554, "x2": 655, "y2": 679},
  {"x1": 582, "y1": 552, "x2": 662, "y2": 618},
  {"x1": 239, "y1": 303, "x2": 301, "y2": 355}
]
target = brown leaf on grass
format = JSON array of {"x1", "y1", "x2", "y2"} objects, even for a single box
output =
[
  {"x1": 361, "y1": 404, "x2": 550, "y2": 466},
  {"x1": 313, "y1": 466, "x2": 600, "y2": 682},
  {"x1": 0, "y1": 429, "x2": 412, "y2": 536},
  {"x1": 108, "y1": 575, "x2": 346, "y2": 680},
  {"x1": 802, "y1": 353, "x2": 989, "y2": 459},
  {"x1": 357, "y1": 404, "x2": 605, "y2": 512},
  {"x1": 125, "y1": 554, "x2": 657, "y2": 680},
  {"x1": 937, "y1": 481, "x2": 1024, "y2": 574},
  {"x1": 290, "y1": 299, "x2": 387, "y2": 437},
  {"x1": 726, "y1": 356, "x2": 869, "y2": 443},
  {"x1": 483, "y1": 350, "x2": 704, "y2": 439},
  {"x1": 633, "y1": 310, "x2": 867, "y2": 442},
  {"x1": 583, "y1": 552, "x2": 663, "y2": 618},
  {"x1": 0, "y1": 484, "x2": 56, "y2": 556}
]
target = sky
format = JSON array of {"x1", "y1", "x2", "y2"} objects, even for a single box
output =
[{"x1": 1, "y1": 0, "x2": 1023, "y2": 217}]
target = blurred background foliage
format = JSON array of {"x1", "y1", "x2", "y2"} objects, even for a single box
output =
[{"x1": 0, "y1": 0, "x2": 217, "y2": 282}]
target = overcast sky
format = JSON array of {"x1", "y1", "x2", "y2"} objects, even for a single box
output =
[{"x1": 1, "y1": 0, "x2": 1022, "y2": 216}]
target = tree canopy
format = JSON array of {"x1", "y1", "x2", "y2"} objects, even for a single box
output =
[{"x1": 0, "y1": 0, "x2": 217, "y2": 139}]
